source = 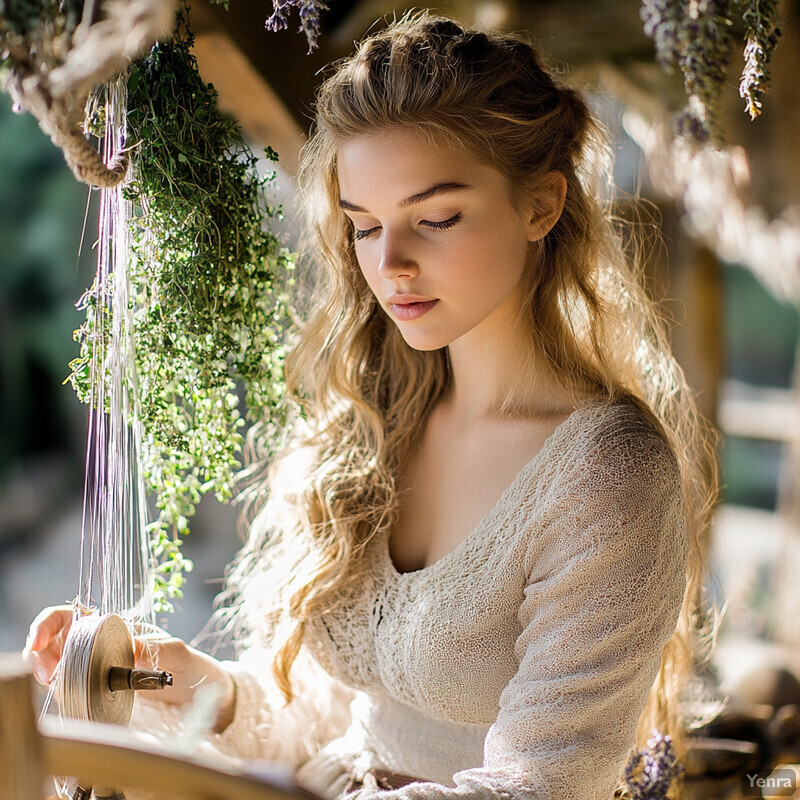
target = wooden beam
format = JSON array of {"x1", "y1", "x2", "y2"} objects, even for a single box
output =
[
  {"x1": 189, "y1": 0, "x2": 333, "y2": 142},
  {"x1": 190, "y1": 11, "x2": 305, "y2": 176}
]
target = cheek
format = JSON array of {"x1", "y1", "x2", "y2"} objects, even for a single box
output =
[
  {"x1": 352, "y1": 244, "x2": 376, "y2": 282},
  {"x1": 447, "y1": 226, "x2": 529, "y2": 289}
]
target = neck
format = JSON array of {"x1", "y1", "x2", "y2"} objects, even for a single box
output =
[{"x1": 444, "y1": 298, "x2": 574, "y2": 422}]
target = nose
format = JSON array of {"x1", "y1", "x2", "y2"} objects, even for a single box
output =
[{"x1": 378, "y1": 231, "x2": 418, "y2": 280}]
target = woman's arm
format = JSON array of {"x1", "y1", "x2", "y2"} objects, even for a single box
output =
[
  {"x1": 212, "y1": 644, "x2": 356, "y2": 765},
  {"x1": 129, "y1": 641, "x2": 355, "y2": 767}
]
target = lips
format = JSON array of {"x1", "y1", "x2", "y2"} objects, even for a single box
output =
[{"x1": 387, "y1": 297, "x2": 439, "y2": 321}]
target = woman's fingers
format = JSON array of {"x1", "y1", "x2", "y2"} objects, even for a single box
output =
[
  {"x1": 134, "y1": 636, "x2": 200, "y2": 704},
  {"x1": 24, "y1": 650, "x2": 50, "y2": 686},
  {"x1": 24, "y1": 605, "x2": 72, "y2": 653},
  {"x1": 22, "y1": 605, "x2": 73, "y2": 685},
  {"x1": 131, "y1": 620, "x2": 169, "y2": 639}
]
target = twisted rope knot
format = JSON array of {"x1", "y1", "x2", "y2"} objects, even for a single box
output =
[{"x1": 6, "y1": 0, "x2": 177, "y2": 187}]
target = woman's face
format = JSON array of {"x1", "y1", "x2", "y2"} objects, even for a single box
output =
[{"x1": 337, "y1": 128, "x2": 552, "y2": 352}]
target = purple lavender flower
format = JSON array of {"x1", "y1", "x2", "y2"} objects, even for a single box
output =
[
  {"x1": 678, "y1": 0, "x2": 734, "y2": 143},
  {"x1": 265, "y1": 0, "x2": 329, "y2": 53},
  {"x1": 624, "y1": 730, "x2": 686, "y2": 800},
  {"x1": 640, "y1": 0, "x2": 686, "y2": 69},
  {"x1": 266, "y1": 0, "x2": 292, "y2": 33}
]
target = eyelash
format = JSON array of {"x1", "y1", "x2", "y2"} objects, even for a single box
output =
[{"x1": 352, "y1": 213, "x2": 462, "y2": 241}]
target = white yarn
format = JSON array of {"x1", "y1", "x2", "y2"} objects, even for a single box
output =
[{"x1": 77, "y1": 77, "x2": 153, "y2": 622}]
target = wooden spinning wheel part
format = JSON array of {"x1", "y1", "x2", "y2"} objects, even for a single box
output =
[
  {"x1": 42, "y1": 718, "x2": 314, "y2": 800},
  {"x1": 0, "y1": 658, "x2": 314, "y2": 800}
]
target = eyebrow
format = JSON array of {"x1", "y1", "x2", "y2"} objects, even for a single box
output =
[{"x1": 338, "y1": 182, "x2": 472, "y2": 213}]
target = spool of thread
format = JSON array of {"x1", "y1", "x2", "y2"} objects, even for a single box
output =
[{"x1": 59, "y1": 614, "x2": 135, "y2": 726}]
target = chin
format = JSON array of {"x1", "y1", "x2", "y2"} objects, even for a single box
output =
[{"x1": 396, "y1": 329, "x2": 451, "y2": 353}]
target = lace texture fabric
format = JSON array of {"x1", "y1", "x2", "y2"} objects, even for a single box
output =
[{"x1": 156, "y1": 397, "x2": 689, "y2": 800}]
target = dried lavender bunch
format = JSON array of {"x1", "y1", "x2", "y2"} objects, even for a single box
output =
[
  {"x1": 676, "y1": 0, "x2": 734, "y2": 143},
  {"x1": 739, "y1": 0, "x2": 781, "y2": 120},
  {"x1": 624, "y1": 731, "x2": 686, "y2": 800},
  {"x1": 266, "y1": 0, "x2": 328, "y2": 53},
  {"x1": 641, "y1": 0, "x2": 783, "y2": 142},
  {"x1": 641, "y1": 0, "x2": 734, "y2": 143},
  {"x1": 640, "y1": 0, "x2": 686, "y2": 68}
]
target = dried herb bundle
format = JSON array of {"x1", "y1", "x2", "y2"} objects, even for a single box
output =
[
  {"x1": 70, "y1": 14, "x2": 295, "y2": 610},
  {"x1": 641, "y1": 0, "x2": 782, "y2": 143}
]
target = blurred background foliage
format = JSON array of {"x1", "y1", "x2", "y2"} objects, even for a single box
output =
[
  {"x1": 0, "y1": 90, "x2": 94, "y2": 499},
  {"x1": 722, "y1": 265, "x2": 799, "y2": 509},
  {"x1": 724, "y1": 266, "x2": 799, "y2": 390}
]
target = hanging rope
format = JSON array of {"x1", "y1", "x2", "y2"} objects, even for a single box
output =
[{"x1": 3, "y1": 0, "x2": 177, "y2": 187}]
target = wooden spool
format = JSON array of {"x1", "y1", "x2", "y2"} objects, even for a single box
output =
[{"x1": 59, "y1": 614, "x2": 136, "y2": 727}]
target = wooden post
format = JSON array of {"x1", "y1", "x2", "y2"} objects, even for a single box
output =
[{"x1": 0, "y1": 654, "x2": 44, "y2": 800}]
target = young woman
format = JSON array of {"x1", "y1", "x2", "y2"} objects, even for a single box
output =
[{"x1": 25, "y1": 12, "x2": 718, "y2": 800}]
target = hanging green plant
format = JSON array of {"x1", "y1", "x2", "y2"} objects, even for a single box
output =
[{"x1": 68, "y1": 13, "x2": 295, "y2": 612}]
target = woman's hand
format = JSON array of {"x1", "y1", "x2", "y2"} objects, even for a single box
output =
[
  {"x1": 23, "y1": 606, "x2": 237, "y2": 733},
  {"x1": 134, "y1": 626, "x2": 237, "y2": 732}
]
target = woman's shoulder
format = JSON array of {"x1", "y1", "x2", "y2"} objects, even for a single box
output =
[
  {"x1": 553, "y1": 392, "x2": 681, "y2": 490},
  {"x1": 523, "y1": 393, "x2": 687, "y2": 573}
]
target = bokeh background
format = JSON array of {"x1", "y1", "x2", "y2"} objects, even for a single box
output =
[{"x1": 1, "y1": 0, "x2": 800, "y2": 704}]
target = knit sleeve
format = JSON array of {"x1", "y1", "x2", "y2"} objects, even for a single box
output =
[
  {"x1": 211, "y1": 644, "x2": 356, "y2": 765},
  {"x1": 352, "y1": 413, "x2": 688, "y2": 800}
]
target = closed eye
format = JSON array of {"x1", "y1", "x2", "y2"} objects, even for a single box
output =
[
  {"x1": 424, "y1": 213, "x2": 461, "y2": 231},
  {"x1": 352, "y1": 213, "x2": 462, "y2": 242},
  {"x1": 353, "y1": 225, "x2": 380, "y2": 241}
]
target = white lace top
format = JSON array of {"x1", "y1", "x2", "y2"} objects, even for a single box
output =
[{"x1": 153, "y1": 396, "x2": 688, "y2": 800}]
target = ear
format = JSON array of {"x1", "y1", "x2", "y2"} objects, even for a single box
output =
[{"x1": 526, "y1": 171, "x2": 567, "y2": 243}]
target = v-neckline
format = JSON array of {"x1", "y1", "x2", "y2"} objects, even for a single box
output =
[{"x1": 383, "y1": 397, "x2": 604, "y2": 578}]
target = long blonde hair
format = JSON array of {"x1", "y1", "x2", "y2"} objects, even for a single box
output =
[{"x1": 228, "y1": 12, "x2": 719, "y2": 795}]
